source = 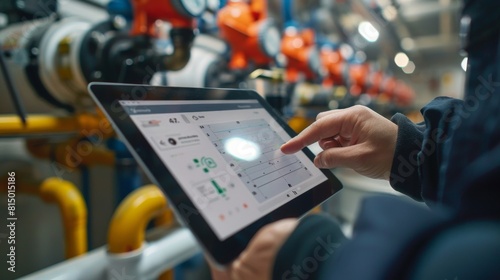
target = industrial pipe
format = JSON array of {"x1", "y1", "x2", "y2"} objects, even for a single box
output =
[
  {"x1": 26, "y1": 138, "x2": 115, "y2": 170},
  {"x1": 160, "y1": 28, "x2": 195, "y2": 71},
  {"x1": 108, "y1": 185, "x2": 184, "y2": 280},
  {"x1": 107, "y1": 185, "x2": 168, "y2": 253},
  {"x1": 156, "y1": 207, "x2": 177, "y2": 280},
  {"x1": 39, "y1": 177, "x2": 88, "y2": 258},
  {"x1": 0, "y1": 113, "x2": 112, "y2": 137},
  {"x1": 19, "y1": 228, "x2": 199, "y2": 280}
]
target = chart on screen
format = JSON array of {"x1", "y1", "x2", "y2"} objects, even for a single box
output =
[{"x1": 200, "y1": 119, "x2": 314, "y2": 203}]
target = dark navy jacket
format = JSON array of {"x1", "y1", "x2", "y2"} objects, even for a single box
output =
[{"x1": 273, "y1": 1, "x2": 500, "y2": 279}]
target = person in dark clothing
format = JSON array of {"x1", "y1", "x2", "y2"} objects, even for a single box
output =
[{"x1": 211, "y1": 0, "x2": 500, "y2": 279}]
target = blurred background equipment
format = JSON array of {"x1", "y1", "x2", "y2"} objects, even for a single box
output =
[{"x1": 0, "y1": 0, "x2": 465, "y2": 278}]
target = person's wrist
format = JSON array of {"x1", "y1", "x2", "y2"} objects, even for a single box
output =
[{"x1": 382, "y1": 122, "x2": 398, "y2": 180}]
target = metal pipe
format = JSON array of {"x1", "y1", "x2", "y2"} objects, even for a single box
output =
[
  {"x1": 0, "y1": 48, "x2": 27, "y2": 125},
  {"x1": 26, "y1": 138, "x2": 115, "y2": 169},
  {"x1": 155, "y1": 199, "x2": 177, "y2": 280},
  {"x1": 282, "y1": 0, "x2": 294, "y2": 25},
  {"x1": 159, "y1": 28, "x2": 195, "y2": 71},
  {"x1": 108, "y1": 185, "x2": 182, "y2": 279},
  {"x1": 108, "y1": 228, "x2": 199, "y2": 280},
  {"x1": 18, "y1": 228, "x2": 199, "y2": 280},
  {"x1": 0, "y1": 113, "x2": 112, "y2": 137},
  {"x1": 39, "y1": 177, "x2": 88, "y2": 258},
  {"x1": 107, "y1": 138, "x2": 141, "y2": 203},
  {"x1": 107, "y1": 185, "x2": 167, "y2": 253}
]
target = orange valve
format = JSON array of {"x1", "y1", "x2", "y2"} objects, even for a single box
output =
[
  {"x1": 281, "y1": 28, "x2": 322, "y2": 83},
  {"x1": 131, "y1": 0, "x2": 207, "y2": 36},
  {"x1": 320, "y1": 47, "x2": 344, "y2": 87},
  {"x1": 347, "y1": 63, "x2": 370, "y2": 97},
  {"x1": 217, "y1": 0, "x2": 280, "y2": 70}
]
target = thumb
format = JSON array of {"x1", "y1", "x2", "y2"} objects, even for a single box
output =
[{"x1": 314, "y1": 145, "x2": 361, "y2": 169}]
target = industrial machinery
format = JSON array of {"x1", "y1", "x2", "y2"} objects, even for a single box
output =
[
  {"x1": 0, "y1": 0, "x2": 209, "y2": 277},
  {"x1": 0, "y1": 0, "x2": 205, "y2": 113},
  {"x1": 217, "y1": 0, "x2": 280, "y2": 70},
  {"x1": 280, "y1": 27, "x2": 322, "y2": 83}
]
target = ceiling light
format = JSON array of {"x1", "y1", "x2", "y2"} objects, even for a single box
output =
[
  {"x1": 402, "y1": 61, "x2": 416, "y2": 74},
  {"x1": 461, "y1": 57, "x2": 468, "y2": 71},
  {"x1": 394, "y1": 52, "x2": 409, "y2": 68},
  {"x1": 358, "y1": 21, "x2": 379, "y2": 43}
]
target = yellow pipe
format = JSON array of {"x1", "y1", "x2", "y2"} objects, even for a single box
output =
[
  {"x1": 0, "y1": 113, "x2": 112, "y2": 137},
  {"x1": 107, "y1": 185, "x2": 168, "y2": 253},
  {"x1": 154, "y1": 208, "x2": 175, "y2": 228},
  {"x1": 26, "y1": 138, "x2": 115, "y2": 169},
  {"x1": 153, "y1": 196, "x2": 177, "y2": 280},
  {"x1": 38, "y1": 177, "x2": 88, "y2": 258}
]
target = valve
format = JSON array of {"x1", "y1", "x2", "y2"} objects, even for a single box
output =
[
  {"x1": 320, "y1": 45, "x2": 345, "y2": 87},
  {"x1": 130, "y1": 0, "x2": 207, "y2": 36},
  {"x1": 346, "y1": 63, "x2": 370, "y2": 97},
  {"x1": 217, "y1": 0, "x2": 281, "y2": 70},
  {"x1": 280, "y1": 27, "x2": 322, "y2": 83}
]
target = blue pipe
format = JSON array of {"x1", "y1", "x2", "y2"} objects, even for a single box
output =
[
  {"x1": 283, "y1": 0, "x2": 296, "y2": 28},
  {"x1": 107, "y1": 138, "x2": 142, "y2": 204},
  {"x1": 107, "y1": 0, "x2": 133, "y2": 21},
  {"x1": 283, "y1": 0, "x2": 293, "y2": 23}
]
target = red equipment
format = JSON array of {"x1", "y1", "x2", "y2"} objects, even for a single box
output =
[{"x1": 217, "y1": 0, "x2": 280, "y2": 70}]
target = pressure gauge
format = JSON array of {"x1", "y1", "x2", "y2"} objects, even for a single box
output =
[
  {"x1": 172, "y1": 0, "x2": 207, "y2": 18},
  {"x1": 258, "y1": 20, "x2": 281, "y2": 57}
]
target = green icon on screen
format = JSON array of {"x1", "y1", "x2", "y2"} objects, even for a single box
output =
[{"x1": 193, "y1": 157, "x2": 217, "y2": 172}]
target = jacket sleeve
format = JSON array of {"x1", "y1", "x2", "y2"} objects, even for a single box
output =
[
  {"x1": 323, "y1": 195, "x2": 451, "y2": 280},
  {"x1": 272, "y1": 214, "x2": 347, "y2": 280},
  {"x1": 389, "y1": 97, "x2": 464, "y2": 203}
]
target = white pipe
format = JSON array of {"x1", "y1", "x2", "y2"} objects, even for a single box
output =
[
  {"x1": 108, "y1": 229, "x2": 201, "y2": 280},
  {"x1": 19, "y1": 228, "x2": 200, "y2": 280}
]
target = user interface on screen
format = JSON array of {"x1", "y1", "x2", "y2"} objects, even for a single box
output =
[{"x1": 120, "y1": 100, "x2": 328, "y2": 240}]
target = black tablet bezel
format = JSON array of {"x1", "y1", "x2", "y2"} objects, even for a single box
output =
[{"x1": 88, "y1": 82, "x2": 343, "y2": 265}]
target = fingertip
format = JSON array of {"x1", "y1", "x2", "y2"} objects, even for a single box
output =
[
  {"x1": 280, "y1": 144, "x2": 289, "y2": 154},
  {"x1": 280, "y1": 142, "x2": 295, "y2": 154}
]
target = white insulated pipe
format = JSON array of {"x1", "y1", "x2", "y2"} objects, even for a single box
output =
[{"x1": 19, "y1": 228, "x2": 200, "y2": 280}]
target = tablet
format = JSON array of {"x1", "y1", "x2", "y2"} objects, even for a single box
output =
[{"x1": 88, "y1": 82, "x2": 342, "y2": 265}]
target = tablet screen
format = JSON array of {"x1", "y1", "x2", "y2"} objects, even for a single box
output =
[{"x1": 120, "y1": 99, "x2": 328, "y2": 240}]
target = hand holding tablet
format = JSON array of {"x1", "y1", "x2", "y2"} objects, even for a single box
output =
[{"x1": 88, "y1": 83, "x2": 342, "y2": 265}]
